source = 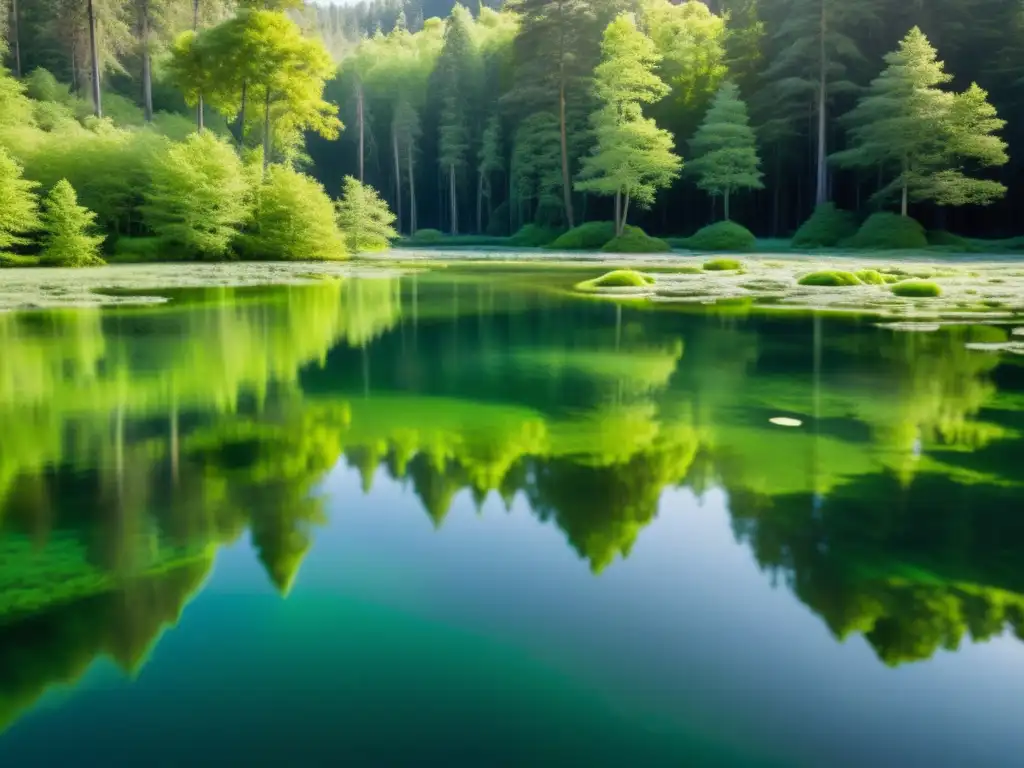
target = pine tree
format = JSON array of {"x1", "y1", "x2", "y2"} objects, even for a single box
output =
[
  {"x1": 576, "y1": 13, "x2": 681, "y2": 236},
  {"x1": 335, "y1": 175, "x2": 398, "y2": 253},
  {"x1": 832, "y1": 27, "x2": 1008, "y2": 215},
  {"x1": 39, "y1": 179, "x2": 106, "y2": 266},
  {"x1": 688, "y1": 82, "x2": 763, "y2": 220},
  {"x1": 0, "y1": 146, "x2": 40, "y2": 253}
]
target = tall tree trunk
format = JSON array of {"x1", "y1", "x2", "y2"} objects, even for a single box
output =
[
  {"x1": 614, "y1": 190, "x2": 622, "y2": 236},
  {"x1": 772, "y1": 147, "x2": 781, "y2": 235},
  {"x1": 357, "y1": 81, "x2": 365, "y2": 182},
  {"x1": 476, "y1": 171, "x2": 484, "y2": 234},
  {"x1": 392, "y1": 124, "x2": 403, "y2": 233},
  {"x1": 407, "y1": 140, "x2": 417, "y2": 234},
  {"x1": 262, "y1": 88, "x2": 272, "y2": 172},
  {"x1": 724, "y1": 188, "x2": 731, "y2": 221},
  {"x1": 193, "y1": 0, "x2": 204, "y2": 131},
  {"x1": 621, "y1": 192, "x2": 631, "y2": 236},
  {"x1": 449, "y1": 163, "x2": 458, "y2": 234},
  {"x1": 237, "y1": 80, "x2": 247, "y2": 145},
  {"x1": 558, "y1": 79, "x2": 575, "y2": 229},
  {"x1": 815, "y1": 2, "x2": 828, "y2": 206},
  {"x1": 11, "y1": 0, "x2": 21, "y2": 78},
  {"x1": 87, "y1": 0, "x2": 102, "y2": 117},
  {"x1": 901, "y1": 157, "x2": 908, "y2": 216},
  {"x1": 140, "y1": 0, "x2": 153, "y2": 122}
]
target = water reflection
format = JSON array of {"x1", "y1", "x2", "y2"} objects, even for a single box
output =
[{"x1": 1, "y1": 270, "x2": 1023, "y2": 735}]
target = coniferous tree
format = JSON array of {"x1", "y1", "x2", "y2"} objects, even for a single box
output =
[
  {"x1": 39, "y1": 179, "x2": 106, "y2": 266},
  {"x1": 833, "y1": 27, "x2": 1008, "y2": 215},
  {"x1": 688, "y1": 81, "x2": 763, "y2": 220},
  {"x1": 335, "y1": 175, "x2": 398, "y2": 253},
  {"x1": 576, "y1": 13, "x2": 681, "y2": 236},
  {"x1": 0, "y1": 146, "x2": 40, "y2": 253}
]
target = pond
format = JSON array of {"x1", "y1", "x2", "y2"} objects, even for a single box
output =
[{"x1": 1, "y1": 265, "x2": 1023, "y2": 766}]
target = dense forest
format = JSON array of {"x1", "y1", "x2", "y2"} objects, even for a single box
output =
[{"x1": 1, "y1": 0, "x2": 1023, "y2": 262}]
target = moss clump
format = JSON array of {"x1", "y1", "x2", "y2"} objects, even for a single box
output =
[
  {"x1": 798, "y1": 270, "x2": 862, "y2": 286},
  {"x1": 574, "y1": 269, "x2": 656, "y2": 291},
  {"x1": 509, "y1": 224, "x2": 563, "y2": 247},
  {"x1": 891, "y1": 280, "x2": 941, "y2": 298},
  {"x1": 927, "y1": 229, "x2": 977, "y2": 252},
  {"x1": 685, "y1": 221, "x2": 756, "y2": 251},
  {"x1": 548, "y1": 221, "x2": 617, "y2": 250},
  {"x1": 845, "y1": 212, "x2": 928, "y2": 250},
  {"x1": 792, "y1": 203, "x2": 859, "y2": 248},
  {"x1": 703, "y1": 257, "x2": 742, "y2": 271},
  {"x1": 854, "y1": 269, "x2": 886, "y2": 285},
  {"x1": 407, "y1": 228, "x2": 445, "y2": 244},
  {"x1": 602, "y1": 226, "x2": 671, "y2": 253}
]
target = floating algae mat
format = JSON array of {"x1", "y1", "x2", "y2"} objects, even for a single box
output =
[{"x1": 571, "y1": 256, "x2": 1024, "y2": 326}]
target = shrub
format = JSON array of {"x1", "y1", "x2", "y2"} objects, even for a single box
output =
[
  {"x1": 0, "y1": 146, "x2": 41, "y2": 252},
  {"x1": 703, "y1": 257, "x2": 742, "y2": 271},
  {"x1": 409, "y1": 228, "x2": 444, "y2": 244},
  {"x1": 335, "y1": 176, "x2": 398, "y2": 253},
  {"x1": 845, "y1": 212, "x2": 928, "y2": 249},
  {"x1": 854, "y1": 269, "x2": 886, "y2": 285},
  {"x1": 38, "y1": 179, "x2": 106, "y2": 266},
  {"x1": 798, "y1": 270, "x2": 862, "y2": 286},
  {"x1": 791, "y1": 203, "x2": 859, "y2": 248},
  {"x1": 24, "y1": 68, "x2": 73, "y2": 104},
  {"x1": 548, "y1": 221, "x2": 617, "y2": 250},
  {"x1": 142, "y1": 132, "x2": 252, "y2": 259},
  {"x1": 927, "y1": 230, "x2": 977, "y2": 252},
  {"x1": 575, "y1": 269, "x2": 655, "y2": 291},
  {"x1": 109, "y1": 236, "x2": 178, "y2": 263},
  {"x1": 509, "y1": 223, "x2": 562, "y2": 247},
  {"x1": 242, "y1": 165, "x2": 347, "y2": 261},
  {"x1": 602, "y1": 226, "x2": 671, "y2": 253},
  {"x1": 891, "y1": 280, "x2": 941, "y2": 297},
  {"x1": 685, "y1": 220, "x2": 755, "y2": 251}
]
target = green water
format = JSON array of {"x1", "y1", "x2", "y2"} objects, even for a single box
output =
[{"x1": 1, "y1": 268, "x2": 1023, "y2": 766}]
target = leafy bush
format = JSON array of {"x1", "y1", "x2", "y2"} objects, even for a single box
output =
[
  {"x1": 792, "y1": 203, "x2": 859, "y2": 248},
  {"x1": 854, "y1": 269, "x2": 886, "y2": 285},
  {"x1": 108, "y1": 236, "x2": 180, "y2": 263},
  {"x1": 24, "y1": 68, "x2": 72, "y2": 104},
  {"x1": 242, "y1": 166, "x2": 346, "y2": 261},
  {"x1": 575, "y1": 269, "x2": 655, "y2": 291},
  {"x1": 0, "y1": 254, "x2": 40, "y2": 267},
  {"x1": 335, "y1": 176, "x2": 398, "y2": 253},
  {"x1": 142, "y1": 132, "x2": 252, "y2": 259},
  {"x1": 408, "y1": 228, "x2": 444, "y2": 244},
  {"x1": 548, "y1": 221, "x2": 617, "y2": 250},
  {"x1": 510, "y1": 223, "x2": 562, "y2": 247},
  {"x1": 602, "y1": 226, "x2": 671, "y2": 253},
  {"x1": 703, "y1": 257, "x2": 742, "y2": 271},
  {"x1": 845, "y1": 212, "x2": 928, "y2": 249},
  {"x1": 798, "y1": 270, "x2": 862, "y2": 286},
  {"x1": 927, "y1": 230, "x2": 977, "y2": 252},
  {"x1": 685, "y1": 220, "x2": 756, "y2": 251},
  {"x1": 38, "y1": 179, "x2": 106, "y2": 267},
  {"x1": 891, "y1": 280, "x2": 942, "y2": 297}
]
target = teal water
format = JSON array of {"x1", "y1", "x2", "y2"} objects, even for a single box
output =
[{"x1": 1, "y1": 270, "x2": 1023, "y2": 766}]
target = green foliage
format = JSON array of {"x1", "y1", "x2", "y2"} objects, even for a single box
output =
[
  {"x1": 703, "y1": 257, "x2": 742, "y2": 271},
  {"x1": 892, "y1": 280, "x2": 942, "y2": 297},
  {"x1": 38, "y1": 180, "x2": 106, "y2": 267},
  {"x1": 486, "y1": 202, "x2": 510, "y2": 236},
  {"x1": 243, "y1": 166, "x2": 347, "y2": 261},
  {"x1": 846, "y1": 212, "x2": 928, "y2": 250},
  {"x1": 927, "y1": 230, "x2": 977, "y2": 252},
  {"x1": 409, "y1": 228, "x2": 445, "y2": 244},
  {"x1": 602, "y1": 226, "x2": 671, "y2": 253},
  {"x1": 548, "y1": 221, "x2": 618, "y2": 250},
  {"x1": 687, "y1": 81, "x2": 762, "y2": 219},
  {"x1": 686, "y1": 221, "x2": 755, "y2": 252},
  {"x1": 109, "y1": 236, "x2": 179, "y2": 263},
  {"x1": 576, "y1": 13, "x2": 681, "y2": 234},
  {"x1": 509, "y1": 224, "x2": 561, "y2": 247},
  {"x1": 798, "y1": 270, "x2": 862, "y2": 287},
  {"x1": 335, "y1": 176, "x2": 398, "y2": 254},
  {"x1": 23, "y1": 69, "x2": 72, "y2": 104},
  {"x1": 142, "y1": 132, "x2": 252, "y2": 259},
  {"x1": 0, "y1": 147, "x2": 40, "y2": 252},
  {"x1": 854, "y1": 269, "x2": 886, "y2": 285},
  {"x1": 792, "y1": 203, "x2": 859, "y2": 248},
  {"x1": 833, "y1": 28, "x2": 1008, "y2": 211}
]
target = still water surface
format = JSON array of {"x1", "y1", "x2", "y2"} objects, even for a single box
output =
[{"x1": 1, "y1": 269, "x2": 1023, "y2": 766}]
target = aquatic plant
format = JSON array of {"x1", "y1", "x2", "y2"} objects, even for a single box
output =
[
  {"x1": 855, "y1": 269, "x2": 887, "y2": 285},
  {"x1": 684, "y1": 221, "x2": 756, "y2": 251},
  {"x1": 845, "y1": 212, "x2": 928, "y2": 249},
  {"x1": 703, "y1": 258, "x2": 742, "y2": 271},
  {"x1": 892, "y1": 280, "x2": 942, "y2": 297},
  {"x1": 574, "y1": 270, "x2": 655, "y2": 291},
  {"x1": 798, "y1": 270, "x2": 862, "y2": 286},
  {"x1": 792, "y1": 203, "x2": 859, "y2": 248}
]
